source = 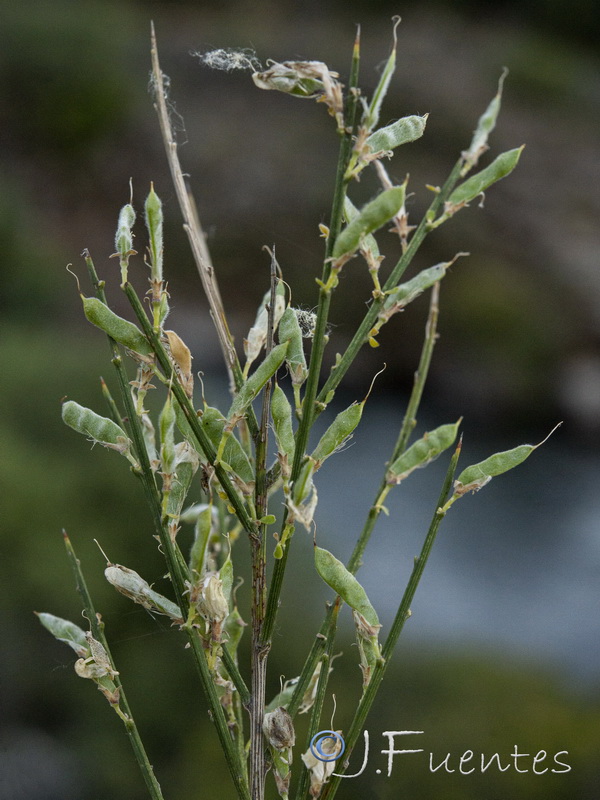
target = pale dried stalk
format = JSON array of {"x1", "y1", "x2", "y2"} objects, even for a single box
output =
[{"x1": 150, "y1": 23, "x2": 237, "y2": 388}]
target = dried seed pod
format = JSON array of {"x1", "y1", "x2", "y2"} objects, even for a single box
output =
[
  {"x1": 314, "y1": 546, "x2": 379, "y2": 628},
  {"x1": 144, "y1": 184, "x2": 163, "y2": 283},
  {"x1": 366, "y1": 114, "x2": 428, "y2": 154},
  {"x1": 263, "y1": 706, "x2": 295, "y2": 751},
  {"x1": 264, "y1": 707, "x2": 296, "y2": 799},
  {"x1": 278, "y1": 307, "x2": 308, "y2": 386},
  {"x1": 82, "y1": 296, "x2": 153, "y2": 356},
  {"x1": 165, "y1": 330, "x2": 194, "y2": 397},
  {"x1": 333, "y1": 186, "x2": 406, "y2": 261},
  {"x1": 62, "y1": 400, "x2": 134, "y2": 458},
  {"x1": 84, "y1": 632, "x2": 119, "y2": 678},
  {"x1": 386, "y1": 421, "x2": 461, "y2": 485},
  {"x1": 36, "y1": 612, "x2": 89, "y2": 658},
  {"x1": 244, "y1": 282, "x2": 286, "y2": 370},
  {"x1": 105, "y1": 563, "x2": 183, "y2": 622},
  {"x1": 462, "y1": 68, "x2": 508, "y2": 174},
  {"x1": 271, "y1": 384, "x2": 295, "y2": 459},
  {"x1": 445, "y1": 146, "x2": 524, "y2": 211}
]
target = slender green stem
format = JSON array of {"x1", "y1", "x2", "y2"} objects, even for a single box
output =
[
  {"x1": 320, "y1": 440, "x2": 462, "y2": 800},
  {"x1": 293, "y1": 602, "x2": 340, "y2": 800},
  {"x1": 221, "y1": 645, "x2": 251, "y2": 708},
  {"x1": 249, "y1": 254, "x2": 278, "y2": 800},
  {"x1": 123, "y1": 280, "x2": 257, "y2": 536},
  {"x1": 63, "y1": 532, "x2": 165, "y2": 800},
  {"x1": 84, "y1": 255, "x2": 250, "y2": 800},
  {"x1": 262, "y1": 30, "x2": 362, "y2": 647},
  {"x1": 347, "y1": 282, "x2": 441, "y2": 574},
  {"x1": 287, "y1": 181, "x2": 450, "y2": 723},
  {"x1": 317, "y1": 158, "x2": 464, "y2": 408},
  {"x1": 288, "y1": 286, "x2": 440, "y2": 716}
]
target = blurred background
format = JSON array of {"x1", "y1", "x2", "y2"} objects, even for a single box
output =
[{"x1": 1, "y1": 0, "x2": 599, "y2": 798}]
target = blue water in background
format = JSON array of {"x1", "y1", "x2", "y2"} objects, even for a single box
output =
[{"x1": 312, "y1": 399, "x2": 600, "y2": 686}]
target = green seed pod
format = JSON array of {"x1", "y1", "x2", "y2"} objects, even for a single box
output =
[
  {"x1": 366, "y1": 114, "x2": 428, "y2": 154},
  {"x1": 333, "y1": 186, "x2": 406, "y2": 260},
  {"x1": 220, "y1": 554, "x2": 234, "y2": 608},
  {"x1": 144, "y1": 184, "x2": 163, "y2": 283},
  {"x1": 314, "y1": 546, "x2": 379, "y2": 628},
  {"x1": 189, "y1": 504, "x2": 217, "y2": 575},
  {"x1": 159, "y1": 394, "x2": 177, "y2": 474},
  {"x1": 105, "y1": 563, "x2": 183, "y2": 622},
  {"x1": 228, "y1": 341, "x2": 289, "y2": 422},
  {"x1": 36, "y1": 612, "x2": 89, "y2": 657},
  {"x1": 380, "y1": 263, "x2": 448, "y2": 320},
  {"x1": 386, "y1": 421, "x2": 461, "y2": 485},
  {"x1": 364, "y1": 18, "x2": 398, "y2": 130},
  {"x1": 115, "y1": 203, "x2": 135, "y2": 254},
  {"x1": 446, "y1": 147, "x2": 524, "y2": 209},
  {"x1": 82, "y1": 296, "x2": 153, "y2": 356},
  {"x1": 164, "y1": 446, "x2": 199, "y2": 520},
  {"x1": 343, "y1": 196, "x2": 381, "y2": 265},
  {"x1": 278, "y1": 307, "x2": 308, "y2": 386},
  {"x1": 310, "y1": 401, "x2": 364, "y2": 467},
  {"x1": 201, "y1": 407, "x2": 255, "y2": 487},
  {"x1": 271, "y1": 384, "x2": 295, "y2": 459},
  {"x1": 453, "y1": 425, "x2": 560, "y2": 496},
  {"x1": 266, "y1": 677, "x2": 299, "y2": 713},
  {"x1": 62, "y1": 400, "x2": 133, "y2": 457},
  {"x1": 223, "y1": 607, "x2": 246, "y2": 658},
  {"x1": 462, "y1": 68, "x2": 508, "y2": 174}
]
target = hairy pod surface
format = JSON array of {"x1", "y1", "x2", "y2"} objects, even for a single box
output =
[
  {"x1": 314, "y1": 546, "x2": 379, "y2": 627},
  {"x1": 387, "y1": 421, "x2": 461, "y2": 484},
  {"x1": 333, "y1": 186, "x2": 406, "y2": 260},
  {"x1": 82, "y1": 297, "x2": 153, "y2": 356}
]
